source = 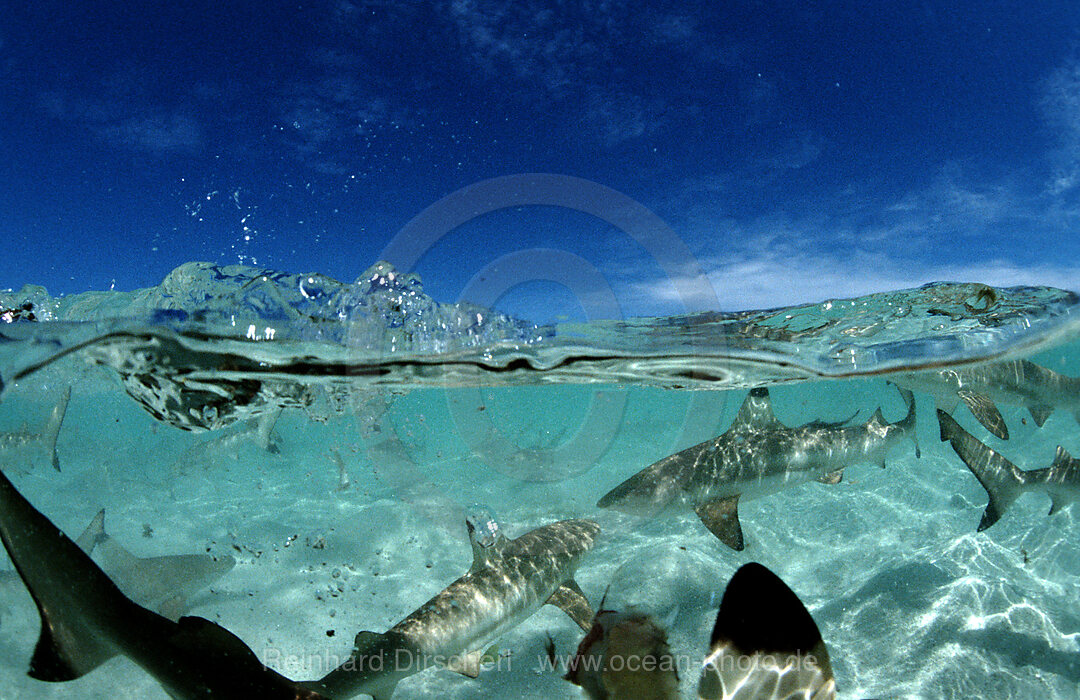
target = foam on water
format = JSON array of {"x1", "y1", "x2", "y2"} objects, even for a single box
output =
[{"x1": 1, "y1": 263, "x2": 1079, "y2": 698}]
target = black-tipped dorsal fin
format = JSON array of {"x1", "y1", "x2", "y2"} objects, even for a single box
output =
[
  {"x1": 957, "y1": 390, "x2": 1008, "y2": 440},
  {"x1": 712, "y1": 563, "x2": 829, "y2": 667},
  {"x1": 695, "y1": 496, "x2": 744, "y2": 551},
  {"x1": 732, "y1": 388, "x2": 782, "y2": 430},
  {"x1": 547, "y1": 578, "x2": 594, "y2": 631}
]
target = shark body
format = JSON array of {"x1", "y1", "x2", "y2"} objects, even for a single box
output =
[
  {"x1": 699, "y1": 562, "x2": 835, "y2": 700},
  {"x1": 308, "y1": 515, "x2": 600, "y2": 699},
  {"x1": 80, "y1": 509, "x2": 236, "y2": 620},
  {"x1": 1, "y1": 508, "x2": 235, "y2": 621},
  {"x1": 0, "y1": 387, "x2": 69, "y2": 471},
  {"x1": 937, "y1": 409, "x2": 1080, "y2": 530},
  {"x1": 0, "y1": 466, "x2": 321, "y2": 699},
  {"x1": 597, "y1": 387, "x2": 918, "y2": 549},
  {"x1": 897, "y1": 359, "x2": 1080, "y2": 440}
]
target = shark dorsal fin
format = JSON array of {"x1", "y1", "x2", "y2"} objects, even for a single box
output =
[
  {"x1": 73, "y1": 509, "x2": 106, "y2": 554},
  {"x1": 732, "y1": 388, "x2": 782, "y2": 431},
  {"x1": 465, "y1": 509, "x2": 506, "y2": 569},
  {"x1": 711, "y1": 563, "x2": 831, "y2": 674}
]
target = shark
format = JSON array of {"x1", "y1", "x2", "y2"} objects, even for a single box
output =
[
  {"x1": 1, "y1": 508, "x2": 235, "y2": 621},
  {"x1": 597, "y1": 386, "x2": 919, "y2": 550},
  {"x1": 0, "y1": 465, "x2": 325, "y2": 699},
  {"x1": 0, "y1": 387, "x2": 69, "y2": 471},
  {"x1": 78, "y1": 509, "x2": 236, "y2": 620},
  {"x1": 896, "y1": 358, "x2": 1080, "y2": 441},
  {"x1": 170, "y1": 405, "x2": 282, "y2": 473},
  {"x1": 305, "y1": 514, "x2": 601, "y2": 700},
  {"x1": 937, "y1": 408, "x2": 1080, "y2": 530},
  {"x1": 699, "y1": 562, "x2": 835, "y2": 700}
]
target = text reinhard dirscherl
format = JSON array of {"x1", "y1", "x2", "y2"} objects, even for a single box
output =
[{"x1": 262, "y1": 647, "x2": 823, "y2": 677}]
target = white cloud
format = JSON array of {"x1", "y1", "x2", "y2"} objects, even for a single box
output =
[{"x1": 621, "y1": 249, "x2": 1080, "y2": 314}]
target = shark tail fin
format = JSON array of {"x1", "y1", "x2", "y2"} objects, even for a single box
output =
[
  {"x1": 311, "y1": 630, "x2": 403, "y2": 700},
  {"x1": 0, "y1": 470, "x2": 121, "y2": 681},
  {"x1": 937, "y1": 409, "x2": 1025, "y2": 531},
  {"x1": 890, "y1": 382, "x2": 921, "y2": 458},
  {"x1": 43, "y1": 388, "x2": 71, "y2": 472},
  {"x1": 1044, "y1": 446, "x2": 1079, "y2": 516},
  {"x1": 27, "y1": 622, "x2": 115, "y2": 681}
]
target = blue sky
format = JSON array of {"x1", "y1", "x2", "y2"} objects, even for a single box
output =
[{"x1": 3, "y1": 1, "x2": 1080, "y2": 321}]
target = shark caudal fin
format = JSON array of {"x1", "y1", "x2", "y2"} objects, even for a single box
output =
[
  {"x1": 699, "y1": 562, "x2": 835, "y2": 700},
  {"x1": 937, "y1": 409, "x2": 1026, "y2": 531},
  {"x1": 42, "y1": 388, "x2": 70, "y2": 472},
  {"x1": 887, "y1": 382, "x2": 920, "y2": 459},
  {"x1": 0, "y1": 469, "x2": 123, "y2": 680},
  {"x1": 309, "y1": 630, "x2": 406, "y2": 700}
]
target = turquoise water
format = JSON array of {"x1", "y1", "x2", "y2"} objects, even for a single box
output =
[{"x1": 1, "y1": 264, "x2": 1079, "y2": 698}]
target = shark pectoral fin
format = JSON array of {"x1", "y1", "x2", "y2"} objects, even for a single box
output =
[
  {"x1": 1029, "y1": 405, "x2": 1053, "y2": 427},
  {"x1": 157, "y1": 594, "x2": 187, "y2": 622},
  {"x1": 447, "y1": 648, "x2": 485, "y2": 678},
  {"x1": 816, "y1": 469, "x2": 843, "y2": 485},
  {"x1": 27, "y1": 618, "x2": 116, "y2": 681},
  {"x1": 957, "y1": 390, "x2": 1008, "y2": 440},
  {"x1": 695, "y1": 496, "x2": 744, "y2": 551},
  {"x1": 548, "y1": 578, "x2": 594, "y2": 631}
]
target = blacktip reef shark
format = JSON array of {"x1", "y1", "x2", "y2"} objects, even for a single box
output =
[
  {"x1": 937, "y1": 409, "x2": 1080, "y2": 531},
  {"x1": 896, "y1": 358, "x2": 1080, "y2": 441},
  {"x1": 699, "y1": 562, "x2": 835, "y2": 700},
  {"x1": 0, "y1": 508, "x2": 235, "y2": 621},
  {"x1": 597, "y1": 386, "x2": 919, "y2": 550},
  {"x1": 0, "y1": 387, "x2": 69, "y2": 471},
  {"x1": 305, "y1": 513, "x2": 600, "y2": 699},
  {"x1": 170, "y1": 405, "x2": 282, "y2": 473},
  {"x1": 0, "y1": 466, "x2": 325, "y2": 699},
  {"x1": 78, "y1": 509, "x2": 236, "y2": 620}
]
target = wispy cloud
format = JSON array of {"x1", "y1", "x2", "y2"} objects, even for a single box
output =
[
  {"x1": 98, "y1": 114, "x2": 202, "y2": 153},
  {"x1": 39, "y1": 89, "x2": 203, "y2": 155},
  {"x1": 1040, "y1": 56, "x2": 1080, "y2": 195}
]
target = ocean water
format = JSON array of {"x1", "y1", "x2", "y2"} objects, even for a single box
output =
[{"x1": 1, "y1": 262, "x2": 1079, "y2": 699}]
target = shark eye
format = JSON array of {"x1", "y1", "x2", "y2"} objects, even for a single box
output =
[{"x1": 465, "y1": 504, "x2": 500, "y2": 548}]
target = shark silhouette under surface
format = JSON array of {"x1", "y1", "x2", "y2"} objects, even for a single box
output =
[{"x1": 0, "y1": 465, "x2": 323, "y2": 699}]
